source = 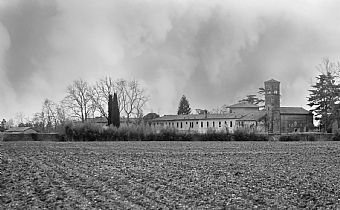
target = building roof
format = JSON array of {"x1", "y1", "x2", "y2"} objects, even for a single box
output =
[
  {"x1": 280, "y1": 107, "x2": 311, "y2": 115},
  {"x1": 6, "y1": 127, "x2": 36, "y2": 132},
  {"x1": 238, "y1": 111, "x2": 267, "y2": 121},
  {"x1": 228, "y1": 102, "x2": 260, "y2": 108},
  {"x1": 152, "y1": 113, "x2": 246, "y2": 122},
  {"x1": 264, "y1": 79, "x2": 280, "y2": 83}
]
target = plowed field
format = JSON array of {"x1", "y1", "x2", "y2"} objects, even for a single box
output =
[{"x1": 1, "y1": 141, "x2": 340, "y2": 209}]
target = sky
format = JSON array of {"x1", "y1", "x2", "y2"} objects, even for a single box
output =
[{"x1": 1, "y1": 0, "x2": 340, "y2": 121}]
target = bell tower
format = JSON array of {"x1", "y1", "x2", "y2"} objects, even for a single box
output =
[{"x1": 264, "y1": 79, "x2": 281, "y2": 134}]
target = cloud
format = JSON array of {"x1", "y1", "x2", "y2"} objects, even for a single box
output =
[
  {"x1": 1, "y1": 0, "x2": 340, "y2": 119},
  {"x1": 0, "y1": 21, "x2": 17, "y2": 116}
]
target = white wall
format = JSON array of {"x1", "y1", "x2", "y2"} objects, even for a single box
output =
[{"x1": 152, "y1": 119, "x2": 238, "y2": 133}]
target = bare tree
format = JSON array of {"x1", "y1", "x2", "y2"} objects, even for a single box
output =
[
  {"x1": 118, "y1": 79, "x2": 148, "y2": 125},
  {"x1": 55, "y1": 102, "x2": 69, "y2": 126},
  {"x1": 42, "y1": 99, "x2": 58, "y2": 130},
  {"x1": 15, "y1": 112, "x2": 25, "y2": 126},
  {"x1": 31, "y1": 112, "x2": 45, "y2": 132},
  {"x1": 210, "y1": 105, "x2": 229, "y2": 114},
  {"x1": 90, "y1": 77, "x2": 123, "y2": 119},
  {"x1": 64, "y1": 79, "x2": 93, "y2": 122},
  {"x1": 5, "y1": 119, "x2": 14, "y2": 129}
]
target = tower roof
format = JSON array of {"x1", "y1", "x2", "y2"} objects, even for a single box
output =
[{"x1": 264, "y1": 79, "x2": 280, "y2": 83}]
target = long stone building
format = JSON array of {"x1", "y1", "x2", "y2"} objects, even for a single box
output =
[{"x1": 151, "y1": 79, "x2": 314, "y2": 134}]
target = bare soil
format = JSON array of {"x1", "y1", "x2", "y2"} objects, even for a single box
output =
[{"x1": 1, "y1": 141, "x2": 340, "y2": 209}]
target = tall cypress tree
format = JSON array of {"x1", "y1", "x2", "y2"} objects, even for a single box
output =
[
  {"x1": 112, "y1": 92, "x2": 120, "y2": 128},
  {"x1": 108, "y1": 94, "x2": 113, "y2": 126}
]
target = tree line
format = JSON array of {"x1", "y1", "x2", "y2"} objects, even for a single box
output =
[
  {"x1": 7, "y1": 77, "x2": 148, "y2": 132},
  {"x1": 3, "y1": 58, "x2": 339, "y2": 133},
  {"x1": 64, "y1": 77, "x2": 148, "y2": 123}
]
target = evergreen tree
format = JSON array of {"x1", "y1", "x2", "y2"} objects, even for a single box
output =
[
  {"x1": 308, "y1": 69, "x2": 340, "y2": 132},
  {"x1": 108, "y1": 94, "x2": 113, "y2": 126},
  {"x1": 177, "y1": 95, "x2": 191, "y2": 115},
  {"x1": 112, "y1": 92, "x2": 120, "y2": 128},
  {"x1": 239, "y1": 94, "x2": 264, "y2": 105}
]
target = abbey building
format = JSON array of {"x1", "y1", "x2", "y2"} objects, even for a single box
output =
[{"x1": 151, "y1": 79, "x2": 314, "y2": 134}]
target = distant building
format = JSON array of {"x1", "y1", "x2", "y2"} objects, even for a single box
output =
[
  {"x1": 5, "y1": 127, "x2": 38, "y2": 134},
  {"x1": 151, "y1": 113, "x2": 245, "y2": 133},
  {"x1": 150, "y1": 79, "x2": 314, "y2": 134},
  {"x1": 280, "y1": 107, "x2": 313, "y2": 133}
]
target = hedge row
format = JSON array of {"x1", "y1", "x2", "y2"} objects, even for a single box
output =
[
  {"x1": 62, "y1": 123, "x2": 340, "y2": 142},
  {"x1": 63, "y1": 123, "x2": 269, "y2": 141},
  {"x1": 3, "y1": 133, "x2": 64, "y2": 142},
  {"x1": 279, "y1": 133, "x2": 339, "y2": 141}
]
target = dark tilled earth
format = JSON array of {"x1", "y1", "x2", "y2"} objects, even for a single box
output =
[{"x1": 1, "y1": 141, "x2": 340, "y2": 209}]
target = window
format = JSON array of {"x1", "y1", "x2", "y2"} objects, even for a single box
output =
[
  {"x1": 201, "y1": 122, "x2": 203, "y2": 127},
  {"x1": 219, "y1": 121, "x2": 221, "y2": 127},
  {"x1": 230, "y1": 121, "x2": 232, "y2": 127},
  {"x1": 207, "y1": 122, "x2": 209, "y2": 127},
  {"x1": 225, "y1": 121, "x2": 227, "y2": 124},
  {"x1": 196, "y1": 122, "x2": 198, "y2": 124},
  {"x1": 177, "y1": 122, "x2": 178, "y2": 128},
  {"x1": 213, "y1": 121, "x2": 215, "y2": 127},
  {"x1": 186, "y1": 122, "x2": 188, "y2": 125},
  {"x1": 180, "y1": 122, "x2": 183, "y2": 128}
]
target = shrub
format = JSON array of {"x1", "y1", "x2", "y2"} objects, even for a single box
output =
[
  {"x1": 279, "y1": 134, "x2": 317, "y2": 142},
  {"x1": 63, "y1": 123, "x2": 271, "y2": 141},
  {"x1": 202, "y1": 129, "x2": 232, "y2": 141},
  {"x1": 306, "y1": 134, "x2": 316, "y2": 141},
  {"x1": 31, "y1": 133, "x2": 38, "y2": 141},
  {"x1": 332, "y1": 133, "x2": 340, "y2": 141},
  {"x1": 279, "y1": 135, "x2": 300, "y2": 141},
  {"x1": 233, "y1": 130, "x2": 268, "y2": 141}
]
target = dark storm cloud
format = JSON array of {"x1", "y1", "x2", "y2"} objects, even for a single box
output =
[
  {"x1": 0, "y1": 0, "x2": 57, "y2": 95},
  {"x1": 1, "y1": 0, "x2": 340, "y2": 119}
]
